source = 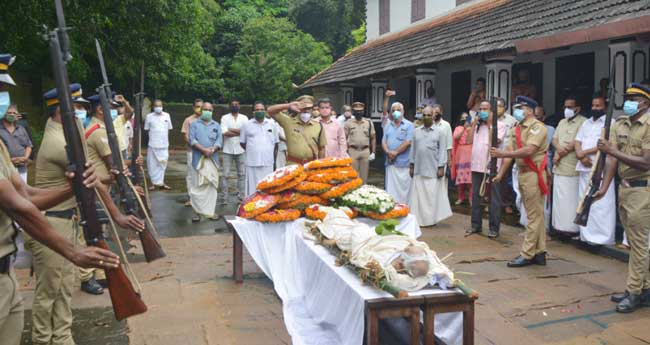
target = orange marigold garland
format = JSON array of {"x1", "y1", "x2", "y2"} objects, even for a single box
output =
[
  {"x1": 304, "y1": 157, "x2": 353, "y2": 170},
  {"x1": 277, "y1": 193, "x2": 329, "y2": 210},
  {"x1": 320, "y1": 178, "x2": 363, "y2": 200},
  {"x1": 257, "y1": 164, "x2": 304, "y2": 191},
  {"x1": 305, "y1": 204, "x2": 358, "y2": 221},
  {"x1": 264, "y1": 172, "x2": 307, "y2": 194},
  {"x1": 294, "y1": 181, "x2": 333, "y2": 195},
  {"x1": 278, "y1": 190, "x2": 298, "y2": 204},
  {"x1": 364, "y1": 203, "x2": 410, "y2": 220},
  {"x1": 306, "y1": 168, "x2": 358, "y2": 184},
  {"x1": 254, "y1": 209, "x2": 301, "y2": 223},
  {"x1": 237, "y1": 192, "x2": 280, "y2": 219}
]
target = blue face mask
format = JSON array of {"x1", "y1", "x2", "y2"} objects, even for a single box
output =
[
  {"x1": 513, "y1": 108, "x2": 525, "y2": 122},
  {"x1": 478, "y1": 111, "x2": 489, "y2": 121},
  {"x1": 623, "y1": 100, "x2": 639, "y2": 116},
  {"x1": 392, "y1": 111, "x2": 402, "y2": 120},
  {"x1": 0, "y1": 92, "x2": 10, "y2": 120},
  {"x1": 74, "y1": 109, "x2": 87, "y2": 121},
  {"x1": 110, "y1": 109, "x2": 118, "y2": 121},
  {"x1": 82, "y1": 117, "x2": 92, "y2": 128}
]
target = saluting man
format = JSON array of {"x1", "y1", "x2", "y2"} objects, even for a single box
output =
[
  {"x1": 491, "y1": 96, "x2": 549, "y2": 267},
  {"x1": 344, "y1": 102, "x2": 376, "y2": 184},
  {"x1": 594, "y1": 83, "x2": 650, "y2": 313}
]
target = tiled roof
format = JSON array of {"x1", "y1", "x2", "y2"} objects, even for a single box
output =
[{"x1": 302, "y1": 0, "x2": 650, "y2": 88}]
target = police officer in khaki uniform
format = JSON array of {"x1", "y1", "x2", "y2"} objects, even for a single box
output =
[
  {"x1": 491, "y1": 96, "x2": 549, "y2": 267},
  {"x1": 268, "y1": 95, "x2": 327, "y2": 164},
  {"x1": 594, "y1": 83, "x2": 650, "y2": 313},
  {"x1": 28, "y1": 86, "x2": 143, "y2": 345},
  {"x1": 344, "y1": 102, "x2": 376, "y2": 183},
  {"x1": 0, "y1": 75, "x2": 119, "y2": 345}
]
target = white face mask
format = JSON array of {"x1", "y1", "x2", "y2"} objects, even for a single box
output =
[
  {"x1": 300, "y1": 112, "x2": 311, "y2": 123},
  {"x1": 154, "y1": 106, "x2": 163, "y2": 114},
  {"x1": 564, "y1": 107, "x2": 575, "y2": 119}
]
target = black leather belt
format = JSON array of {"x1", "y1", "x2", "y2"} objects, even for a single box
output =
[
  {"x1": 0, "y1": 255, "x2": 10, "y2": 274},
  {"x1": 44, "y1": 208, "x2": 77, "y2": 219},
  {"x1": 622, "y1": 179, "x2": 649, "y2": 188}
]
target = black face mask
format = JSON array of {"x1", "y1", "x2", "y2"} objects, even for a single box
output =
[
  {"x1": 353, "y1": 112, "x2": 363, "y2": 120},
  {"x1": 231, "y1": 106, "x2": 240, "y2": 113},
  {"x1": 435, "y1": 114, "x2": 442, "y2": 121},
  {"x1": 590, "y1": 109, "x2": 605, "y2": 119}
]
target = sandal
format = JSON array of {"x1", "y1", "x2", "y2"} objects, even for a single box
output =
[
  {"x1": 161, "y1": 184, "x2": 171, "y2": 190},
  {"x1": 191, "y1": 214, "x2": 201, "y2": 223}
]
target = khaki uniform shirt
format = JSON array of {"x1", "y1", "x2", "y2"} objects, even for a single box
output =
[
  {"x1": 274, "y1": 112, "x2": 327, "y2": 162},
  {"x1": 113, "y1": 115, "x2": 127, "y2": 152},
  {"x1": 344, "y1": 118, "x2": 375, "y2": 149},
  {"x1": 553, "y1": 115, "x2": 586, "y2": 176},
  {"x1": 511, "y1": 117, "x2": 548, "y2": 168},
  {"x1": 85, "y1": 117, "x2": 112, "y2": 181},
  {"x1": 610, "y1": 111, "x2": 650, "y2": 180},
  {"x1": 0, "y1": 141, "x2": 17, "y2": 258}
]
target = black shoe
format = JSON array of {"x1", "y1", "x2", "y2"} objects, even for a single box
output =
[
  {"x1": 465, "y1": 228, "x2": 481, "y2": 235},
  {"x1": 507, "y1": 255, "x2": 533, "y2": 267},
  {"x1": 532, "y1": 252, "x2": 547, "y2": 266},
  {"x1": 81, "y1": 278, "x2": 104, "y2": 295},
  {"x1": 487, "y1": 230, "x2": 499, "y2": 238},
  {"x1": 191, "y1": 214, "x2": 201, "y2": 223},
  {"x1": 616, "y1": 294, "x2": 642, "y2": 313},
  {"x1": 96, "y1": 279, "x2": 108, "y2": 289},
  {"x1": 643, "y1": 289, "x2": 650, "y2": 307},
  {"x1": 611, "y1": 291, "x2": 630, "y2": 303}
]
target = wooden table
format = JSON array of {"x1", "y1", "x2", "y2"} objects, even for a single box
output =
[{"x1": 225, "y1": 216, "x2": 244, "y2": 283}]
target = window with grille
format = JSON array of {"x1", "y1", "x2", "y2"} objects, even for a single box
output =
[
  {"x1": 379, "y1": 0, "x2": 390, "y2": 35},
  {"x1": 411, "y1": 0, "x2": 425, "y2": 22}
]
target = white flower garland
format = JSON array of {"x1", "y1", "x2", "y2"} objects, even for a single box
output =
[{"x1": 340, "y1": 185, "x2": 395, "y2": 214}]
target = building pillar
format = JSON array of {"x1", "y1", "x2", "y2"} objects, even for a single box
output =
[
  {"x1": 415, "y1": 68, "x2": 436, "y2": 106},
  {"x1": 610, "y1": 41, "x2": 648, "y2": 116},
  {"x1": 340, "y1": 83, "x2": 355, "y2": 107},
  {"x1": 370, "y1": 80, "x2": 388, "y2": 120},
  {"x1": 485, "y1": 58, "x2": 513, "y2": 112}
]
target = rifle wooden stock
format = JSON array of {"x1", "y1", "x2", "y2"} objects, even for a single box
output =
[{"x1": 46, "y1": 3, "x2": 147, "y2": 320}]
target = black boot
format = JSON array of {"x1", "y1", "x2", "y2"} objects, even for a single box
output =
[
  {"x1": 81, "y1": 278, "x2": 104, "y2": 295},
  {"x1": 616, "y1": 293, "x2": 642, "y2": 313},
  {"x1": 611, "y1": 291, "x2": 630, "y2": 303},
  {"x1": 532, "y1": 252, "x2": 547, "y2": 266},
  {"x1": 507, "y1": 255, "x2": 533, "y2": 267},
  {"x1": 487, "y1": 230, "x2": 499, "y2": 238},
  {"x1": 641, "y1": 289, "x2": 650, "y2": 307}
]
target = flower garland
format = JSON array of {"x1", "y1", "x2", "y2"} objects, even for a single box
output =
[
  {"x1": 265, "y1": 172, "x2": 307, "y2": 194},
  {"x1": 304, "y1": 157, "x2": 353, "y2": 170},
  {"x1": 254, "y1": 209, "x2": 301, "y2": 223},
  {"x1": 277, "y1": 193, "x2": 329, "y2": 210},
  {"x1": 237, "y1": 192, "x2": 280, "y2": 219},
  {"x1": 320, "y1": 178, "x2": 363, "y2": 200},
  {"x1": 257, "y1": 164, "x2": 304, "y2": 191},
  {"x1": 294, "y1": 181, "x2": 333, "y2": 195},
  {"x1": 339, "y1": 185, "x2": 395, "y2": 214},
  {"x1": 306, "y1": 167, "x2": 358, "y2": 185},
  {"x1": 278, "y1": 190, "x2": 298, "y2": 204},
  {"x1": 364, "y1": 203, "x2": 410, "y2": 220},
  {"x1": 305, "y1": 204, "x2": 358, "y2": 221}
]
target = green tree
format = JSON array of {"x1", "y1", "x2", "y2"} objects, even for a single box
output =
[
  {"x1": 228, "y1": 16, "x2": 331, "y2": 103},
  {"x1": 221, "y1": 0, "x2": 289, "y2": 17}
]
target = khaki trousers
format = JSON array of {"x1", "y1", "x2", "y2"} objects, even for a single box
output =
[
  {"x1": 0, "y1": 268, "x2": 24, "y2": 345},
  {"x1": 349, "y1": 148, "x2": 370, "y2": 184},
  {"x1": 77, "y1": 230, "x2": 105, "y2": 283},
  {"x1": 518, "y1": 171, "x2": 547, "y2": 259},
  {"x1": 25, "y1": 216, "x2": 76, "y2": 345},
  {"x1": 619, "y1": 186, "x2": 650, "y2": 294}
]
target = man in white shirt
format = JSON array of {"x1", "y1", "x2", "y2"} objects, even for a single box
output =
[
  {"x1": 240, "y1": 102, "x2": 279, "y2": 196},
  {"x1": 574, "y1": 95, "x2": 615, "y2": 245},
  {"x1": 220, "y1": 99, "x2": 248, "y2": 203},
  {"x1": 337, "y1": 105, "x2": 352, "y2": 126},
  {"x1": 144, "y1": 99, "x2": 173, "y2": 190}
]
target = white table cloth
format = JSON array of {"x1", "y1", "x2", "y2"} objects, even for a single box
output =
[{"x1": 229, "y1": 215, "x2": 463, "y2": 345}]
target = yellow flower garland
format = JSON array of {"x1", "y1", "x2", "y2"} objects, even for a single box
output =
[
  {"x1": 254, "y1": 209, "x2": 301, "y2": 223},
  {"x1": 237, "y1": 192, "x2": 280, "y2": 219},
  {"x1": 257, "y1": 165, "x2": 304, "y2": 191},
  {"x1": 306, "y1": 167, "x2": 358, "y2": 185},
  {"x1": 305, "y1": 204, "x2": 358, "y2": 221},
  {"x1": 304, "y1": 157, "x2": 353, "y2": 170},
  {"x1": 364, "y1": 203, "x2": 410, "y2": 220},
  {"x1": 320, "y1": 178, "x2": 363, "y2": 200},
  {"x1": 265, "y1": 172, "x2": 307, "y2": 194},
  {"x1": 294, "y1": 181, "x2": 333, "y2": 195},
  {"x1": 277, "y1": 193, "x2": 329, "y2": 210}
]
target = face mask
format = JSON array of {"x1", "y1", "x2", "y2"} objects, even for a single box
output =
[
  {"x1": 74, "y1": 109, "x2": 87, "y2": 121},
  {"x1": 564, "y1": 107, "x2": 575, "y2": 119},
  {"x1": 392, "y1": 110, "x2": 402, "y2": 120},
  {"x1": 415, "y1": 112, "x2": 423, "y2": 120},
  {"x1": 623, "y1": 100, "x2": 639, "y2": 116},
  {"x1": 0, "y1": 92, "x2": 10, "y2": 120},
  {"x1": 110, "y1": 109, "x2": 118, "y2": 121},
  {"x1": 478, "y1": 111, "x2": 489, "y2": 121},
  {"x1": 344, "y1": 111, "x2": 352, "y2": 118},
  {"x1": 300, "y1": 112, "x2": 311, "y2": 123},
  {"x1": 513, "y1": 108, "x2": 525, "y2": 122},
  {"x1": 231, "y1": 106, "x2": 240, "y2": 114},
  {"x1": 201, "y1": 110, "x2": 213, "y2": 121},
  {"x1": 354, "y1": 112, "x2": 363, "y2": 120},
  {"x1": 254, "y1": 111, "x2": 266, "y2": 120},
  {"x1": 5, "y1": 114, "x2": 16, "y2": 123},
  {"x1": 82, "y1": 117, "x2": 92, "y2": 128},
  {"x1": 435, "y1": 113, "x2": 442, "y2": 121},
  {"x1": 154, "y1": 106, "x2": 163, "y2": 114},
  {"x1": 590, "y1": 109, "x2": 605, "y2": 119},
  {"x1": 423, "y1": 117, "x2": 433, "y2": 127}
]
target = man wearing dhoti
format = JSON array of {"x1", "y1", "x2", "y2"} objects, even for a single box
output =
[
  {"x1": 189, "y1": 102, "x2": 222, "y2": 221},
  {"x1": 240, "y1": 102, "x2": 278, "y2": 196},
  {"x1": 408, "y1": 106, "x2": 451, "y2": 227},
  {"x1": 145, "y1": 99, "x2": 173, "y2": 190},
  {"x1": 552, "y1": 96, "x2": 586, "y2": 234},
  {"x1": 574, "y1": 95, "x2": 615, "y2": 245},
  {"x1": 381, "y1": 101, "x2": 413, "y2": 204}
]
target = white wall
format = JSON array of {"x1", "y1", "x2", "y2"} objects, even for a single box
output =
[
  {"x1": 367, "y1": 0, "x2": 457, "y2": 41},
  {"x1": 389, "y1": 0, "x2": 412, "y2": 37},
  {"x1": 426, "y1": 0, "x2": 456, "y2": 19}
]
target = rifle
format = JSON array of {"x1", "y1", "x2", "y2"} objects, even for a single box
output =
[
  {"x1": 46, "y1": 0, "x2": 146, "y2": 320},
  {"x1": 131, "y1": 63, "x2": 145, "y2": 186},
  {"x1": 574, "y1": 61, "x2": 616, "y2": 226},
  {"x1": 95, "y1": 40, "x2": 166, "y2": 262}
]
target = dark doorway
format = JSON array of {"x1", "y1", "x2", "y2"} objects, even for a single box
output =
[
  {"x1": 450, "y1": 70, "x2": 471, "y2": 126},
  {"x1": 555, "y1": 53, "x2": 595, "y2": 117},
  {"x1": 512, "y1": 62, "x2": 544, "y2": 105}
]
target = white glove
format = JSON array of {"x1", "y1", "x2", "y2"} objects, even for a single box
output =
[{"x1": 368, "y1": 152, "x2": 376, "y2": 162}]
